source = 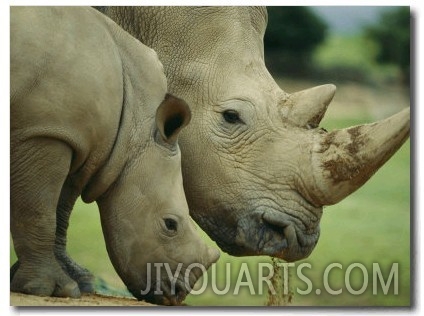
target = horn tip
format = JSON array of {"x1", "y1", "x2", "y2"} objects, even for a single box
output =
[
  {"x1": 391, "y1": 107, "x2": 410, "y2": 131},
  {"x1": 324, "y1": 83, "x2": 337, "y2": 92}
]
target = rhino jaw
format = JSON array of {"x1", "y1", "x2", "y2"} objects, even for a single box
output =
[{"x1": 233, "y1": 209, "x2": 320, "y2": 261}]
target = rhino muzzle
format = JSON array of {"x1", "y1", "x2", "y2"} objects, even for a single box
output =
[
  {"x1": 129, "y1": 277, "x2": 190, "y2": 306},
  {"x1": 232, "y1": 210, "x2": 319, "y2": 261}
]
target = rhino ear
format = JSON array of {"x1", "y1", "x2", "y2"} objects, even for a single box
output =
[{"x1": 155, "y1": 93, "x2": 191, "y2": 145}]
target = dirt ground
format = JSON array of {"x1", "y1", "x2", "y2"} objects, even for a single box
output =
[{"x1": 10, "y1": 292, "x2": 155, "y2": 307}]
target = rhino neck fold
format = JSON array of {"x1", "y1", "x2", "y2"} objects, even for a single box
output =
[{"x1": 81, "y1": 71, "x2": 136, "y2": 203}]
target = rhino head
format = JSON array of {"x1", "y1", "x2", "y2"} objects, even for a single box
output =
[
  {"x1": 101, "y1": 6, "x2": 410, "y2": 262},
  {"x1": 95, "y1": 95, "x2": 220, "y2": 305},
  {"x1": 180, "y1": 84, "x2": 409, "y2": 262}
]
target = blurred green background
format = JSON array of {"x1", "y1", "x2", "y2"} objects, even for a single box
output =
[
  {"x1": 265, "y1": 6, "x2": 410, "y2": 86},
  {"x1": 10, "y1": 6, "x2": 411, "y2": 306}
]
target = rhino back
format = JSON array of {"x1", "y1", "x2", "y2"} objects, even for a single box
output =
[{"x1": 11, "y1": 6, "x2": 125, "y2": 174}]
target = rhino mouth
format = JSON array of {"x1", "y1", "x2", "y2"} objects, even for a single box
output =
[
  {"x1": 192, "y1": 206, "x2": 320, "y2": 261},
  {"x1": 129, "y1": 270, "x2": 199, "y2": 306},
  {"x1": 130, "y1": 280, "x2": 188, "y2": 305},
  {"x1": 231, "y1": 209, "x2": 320, "y2": 261}
]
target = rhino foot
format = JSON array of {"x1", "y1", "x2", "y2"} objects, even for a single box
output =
[
  {"x1": 55, "y1": 252, "x2": 95, "y2": 293},
  {"x1": 10, "y1": 260, "x2": 20, "y2": 282},
  {"x1": 11, "y1": 259, "x2": 81, "y2": 298}
]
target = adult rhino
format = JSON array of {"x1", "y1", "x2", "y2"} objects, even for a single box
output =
[
  {"x1": 10, "y1": 7, "x2": 219, "y2": 305},
  {"x1": 100, "y1": 6, "x2": 410, "y2": 262}
]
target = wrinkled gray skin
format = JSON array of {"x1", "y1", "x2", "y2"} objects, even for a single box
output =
[
  {"x1": 10, "y1": 7, "x2": 219, "y2": 305},
  {"x1": 100, "y1": 6, "x2": 410, "y2": 262}
]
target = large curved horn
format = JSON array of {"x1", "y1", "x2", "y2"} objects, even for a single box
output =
[
  {"x1": 283, "y1": 84, "x2": 336, "y2": 128},
  {"x1": 310, "y1": 107, "x2": 410, "y2": 206}
]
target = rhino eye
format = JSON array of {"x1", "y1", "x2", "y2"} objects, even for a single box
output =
[
  {"x1": 164, "y1": 218, "x2": 178, "y2": 232},
  {"x1": 223, "y1": 110, "x2": 242, "y2": 124}
]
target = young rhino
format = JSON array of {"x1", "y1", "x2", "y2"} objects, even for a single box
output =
[{"x1": 10, "y1": 7, "x2": 219, "y2": 305}]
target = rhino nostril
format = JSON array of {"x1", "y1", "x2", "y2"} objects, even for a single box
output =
[{"x1": 261, "y1": 211, "x2": 291, "y2": 229}]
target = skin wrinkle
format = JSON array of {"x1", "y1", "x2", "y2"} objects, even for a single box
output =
[
  {"x1": 231, "y1": 128, "x2": 271, "y2": 155},
  {"x1": 247, "y1": 192, "x2": 320, "y2": 230},
  {"x1": 210, "y1": 111, "x2": 273, "y2": 159},
  {"x1": 195, "y1": 215, "x2": 237, "y2": 252},
  {"x1": 204, "y1": 97, "x2": 322, "y2": 238},
  {"x1": 10, "y1": 51, "x2": 48, "y2": 105},
  {"x1": 229, "y1": 124, "x2": 320, "y2": 252},
  {"x1": 205, "y1": 133, "x2": 321, "y2": 239},
  {"x1": 212, "y1": 127, "x2": 248, "y2": 148}
]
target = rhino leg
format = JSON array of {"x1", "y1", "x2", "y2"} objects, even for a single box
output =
[
  {"x1": 10, "y1": 138, "x2": 80, "y2": 298},
  {"x1": 10, "y1": 260, "x2": 19, "y2": 282},
  {"x1": 54, "y1": 181, "x2": 94, "y2": 293}
]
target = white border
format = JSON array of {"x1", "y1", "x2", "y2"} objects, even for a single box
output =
[{"x1": 2, "y1": 1, "x2": 420, "y2": 315}]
